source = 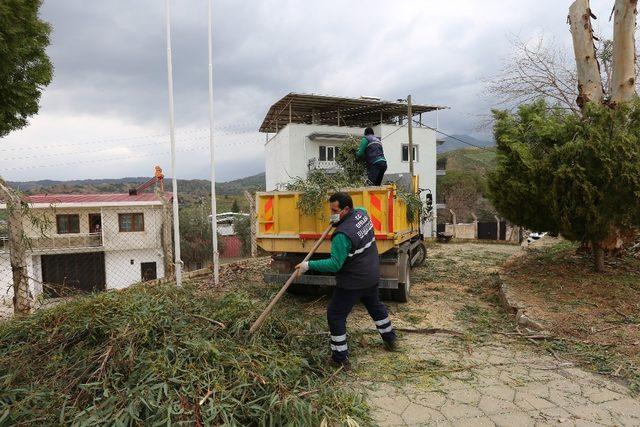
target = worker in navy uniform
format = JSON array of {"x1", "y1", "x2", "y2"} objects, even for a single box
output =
[
  {"x1": 295, "y1": 192, "x2": 397, "y2": 370},
  {"x1": 356, "y1": 127, "x2": 387, "y2": 186}
]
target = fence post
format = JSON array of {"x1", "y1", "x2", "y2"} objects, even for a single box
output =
[
  {"x1": 471, "y1": 212, "x2": 478, "y2": 239},
  {"x1": 0, "y1": 178, "x2": 31, "y2": 315},
  {"x1": 449, "y1": 209, "x2": 457, "y2": 238},
  {"x1": 244, "y1": 191, "x2": 257, "y2": 258},
  {"x1": 494, "y1": 215, "x2": 501, "y2": 241}
]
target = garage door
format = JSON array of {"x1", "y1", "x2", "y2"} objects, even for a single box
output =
[{"x1": 41, "y1": 252, "x2": 106, "y2": 297}]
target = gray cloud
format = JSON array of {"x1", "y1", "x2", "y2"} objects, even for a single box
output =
[{"x1": 0, "y1": 0, "x2": 619, "y2": 181}]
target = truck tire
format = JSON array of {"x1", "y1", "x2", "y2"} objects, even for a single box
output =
[
  {"x1": 410, "y1": 242, "x2": 427, "y2": 268},
  {"x1": 394, "y1": 255, "x2": 411, "y2": 302}
]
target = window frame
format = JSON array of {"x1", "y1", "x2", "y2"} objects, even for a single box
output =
[
  {"x1": 319, "y1": 144, "x2": 338, "y2": 162},
  {"x1": 118, "y1": 213, "x2": 145, "y2": 232},
  {"x1": 401, "y1": 144, "x2": 419, "y2": 162},
  {"x1": 56, "y1": 214, "x2": 80, "y2": 234}
]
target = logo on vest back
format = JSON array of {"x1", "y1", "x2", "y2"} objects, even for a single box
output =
[{"x1": 355, "y1": 213, "x2": 373, "y2": 239}]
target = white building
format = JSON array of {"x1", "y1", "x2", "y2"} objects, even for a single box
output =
[
  {"x1": 260, "y1": 93, "x2": 447, "y2": 235},
  {"x1": 0, "y1": 193, "x2": 170, "y2": 303},
  {"x1": 213, "y1": 212, "x2": 250, "y2": 236}
]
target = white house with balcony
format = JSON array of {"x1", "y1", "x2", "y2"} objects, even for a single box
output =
[
  {"x1": 0, "y1": 193, "x2": 171, "y2": 303},
  {"x1": 260, "y1": 93, "x2": 447, "y2": 235}
]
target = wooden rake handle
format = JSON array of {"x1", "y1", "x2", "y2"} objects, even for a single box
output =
[{"x1": 248, "y1": 223, "x2": 333, "y2": 335}]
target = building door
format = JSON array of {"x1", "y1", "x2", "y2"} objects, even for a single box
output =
[
  {"x1": 41, "y1": 252, "x2": 106, "y2": 297},
  {"x1": 141, "y1": 262, "x2": 157, "y2": 281},
  {"x1": 89, "y1": 213, "x2": 102, "y2": 234}
]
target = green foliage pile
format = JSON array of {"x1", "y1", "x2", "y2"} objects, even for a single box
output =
[
  {"x1": 284, "y1": 136, "x2": 423, "y2": 223},
  {"x1": 284, "y1": 137, "x2": 367, "y2": 216},
  {"x1": 0, "y1": 283, "x2": 369, "y2": 425},
  {"x1": 0, "y1": 0, "x2": 53, "y2": 137},
  {"x1": 489, "y1": 99, "x2": 640, "y2": 247}
]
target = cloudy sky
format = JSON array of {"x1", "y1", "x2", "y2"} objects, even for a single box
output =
[{"x1": 0, "y1": 0, "x2": 618, "y2": 182}]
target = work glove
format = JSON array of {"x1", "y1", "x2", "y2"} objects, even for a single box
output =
[{"x1": 294, "y1": 261, "x2": 309, "y2": 278}]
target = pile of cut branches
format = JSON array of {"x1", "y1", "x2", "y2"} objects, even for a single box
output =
[
  {"x1": 284, "y1": 136, "x2": 424, "y2": 223},
  {"x1": 0, "y1": 282, "x2": 369, "y2": 425}
]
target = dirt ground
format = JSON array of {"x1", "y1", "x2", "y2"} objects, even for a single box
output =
[
  {"x1": 329, "y1": 242, "x2": 640, "y2": 426},
  {"x1": 503, "y1": 238, "x2": 640, "y2": 393}
]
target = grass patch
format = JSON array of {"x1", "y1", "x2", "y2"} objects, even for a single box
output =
[
  {"x1": 355, "y1": 352, "x2": 461, "y2": 388},
  {"x1": 455, "y1": 303, "x2": 509, "y2": 341},
  {"x1": 0, "y1": 282, "x2": 370, "y2": 425}
]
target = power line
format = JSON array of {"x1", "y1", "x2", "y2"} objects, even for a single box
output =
[
  {"x1": 1, "y1": 136, "x2": 265, "y2": 172},
  {"x1": 0, "y1": 125, "x2": 261, "y2": 153}
]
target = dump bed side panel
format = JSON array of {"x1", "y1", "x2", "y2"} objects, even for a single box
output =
[{"x1": 257, "y1": 185, "x2": 418, "y2": 254}]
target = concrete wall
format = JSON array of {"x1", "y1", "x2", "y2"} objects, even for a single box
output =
[
  {"x1": 264, "y1": 122, "x2": 438, "y2": 235},
  {"x1": 445, "y1": 223, "x2": 477, "y2": 240},
  {"x1": 101, "y1": 206, "x2": 163, "y2": 251},
  {"x1": 104, "y1": 248, "x2": 165, "y2": 290},
  {"x1": 0, "y1": 253, "x2": 42, "y2": 306}
]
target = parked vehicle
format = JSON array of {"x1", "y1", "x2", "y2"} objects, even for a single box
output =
[{"x1": 255, "y1": 184, "x2": 427, "y2": 302}]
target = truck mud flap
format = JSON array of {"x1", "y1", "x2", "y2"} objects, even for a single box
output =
[{"x1": 263, "y1": 273, "x2": 399, "y2": 289}]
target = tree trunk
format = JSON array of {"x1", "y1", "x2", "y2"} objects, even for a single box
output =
[
  {"x1": 244, "y1": 191, "x2": 257, "y2": 258},
  {"x1": 593, "y1": 241, "x2": 606, "y2": 272},
  {"x1": 568, "y1": 0, "x2": 605, "y2": 107},
  {"x1": 0, "y1": 178, "x2": 31, "y2": 315},
  {"x1": 610, "y1": 0, "x2": 638, "y2": 104},
  {"x1": 157, "y1": 189, "x2": 174, "y2": 278}
]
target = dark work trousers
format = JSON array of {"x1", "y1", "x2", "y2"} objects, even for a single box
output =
[
  {"x1": 367, "y1": 161, "x2": 387, "y2": 186},
  {"x1": 327, "y1": 284, "x2": 396, "y2": 362}
]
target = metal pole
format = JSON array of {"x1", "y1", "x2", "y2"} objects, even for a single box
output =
[
  {"x1": 165, "y1": 0, "x2": 182, "y2": 286},
  {"x1": 208, "y1": 0, "x2": 220, "y2": 286},
  {"x1": 407, "y1": 94, "x2": 414, "y2": 182}
]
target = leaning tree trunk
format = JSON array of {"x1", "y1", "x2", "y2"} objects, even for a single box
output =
[
  {"x1": 568, "y1": 0, "x2": 605, "y2": 107},
  {"x1": 0, "y1": 178, "x2": 31, "y2": 315},
  {"x1": 610, "y1": 0, "x2": 638, "y2": 104}
]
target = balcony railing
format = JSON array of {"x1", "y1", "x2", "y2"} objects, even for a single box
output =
[
  {"x1": 308, "y1": 158, "x2": 338, "y2": 170},
  {"x1": 26, "y1": 232, "x2": 103, "y2": 251},
  {"x1": 0, "y1": 236, "x2": 7, "y2": 253}
]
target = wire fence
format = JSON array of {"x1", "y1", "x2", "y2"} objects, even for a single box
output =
[{"x1": 0, "y1": 183, "x2": 256, "y2": 315}]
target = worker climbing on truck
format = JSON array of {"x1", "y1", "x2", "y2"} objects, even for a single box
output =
[
  {"x1": 357, "y1": 127, "x2": 387, "y2": 186},
  {"x1": 295, "y1": 192, "x2": 397, "y2": 370}
]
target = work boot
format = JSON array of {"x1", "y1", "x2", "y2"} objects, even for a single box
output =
[
  {"x1": 329, "y1": 357, "x2": 352, "y2": 372},
  {"x1": 383, "y1": 339, "x2": 398, "y2": 352}
]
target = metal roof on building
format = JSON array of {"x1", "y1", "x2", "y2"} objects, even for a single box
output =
[
  {"x1": 23, "y1": 193, "x2": 171, "y2": 205},
  {"x1": 259, "y1": 92, "x2": 448, "y2": 133}
]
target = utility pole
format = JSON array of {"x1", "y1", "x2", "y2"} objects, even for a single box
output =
[
  {"x1": 407, "y1": 94, "x2": 414, "y2": 186},
  {"x1": 165, "y1": 0, "x2": 182, "y2": 286},
  {"x1": 208, "y1": 0, "x2": 220, "y2": 286}
]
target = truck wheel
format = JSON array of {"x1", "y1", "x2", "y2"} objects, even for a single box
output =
[
  {"x1": 394, "y1": 257, "x2": 411, "y2": 302},
  {"x1": 410, "y1": 242, "x2": 427, "y2": 268}
]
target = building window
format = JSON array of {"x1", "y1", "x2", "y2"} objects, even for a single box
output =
[
  {"x1": 118, "y1": 213, "x2": 144, "y2": 232},
  {"x1": 319, "y1": 145, "x2": 338, "y2": 161},
  {"x1": 56, "y1": 214, "x2": 80, "y2": 234},
  {"x1": 401, "y1": 144, "x2": 419, "y2": 162}
]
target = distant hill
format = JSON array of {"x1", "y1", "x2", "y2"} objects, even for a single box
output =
[
  {"x1": 437, "y1": 147, "x2": 496, "y2": 176},
  {"x1": 7, "y1": 173, "x2": 266, "y2": 206},
  {"x1": 437, "y1": 134, "x2": 494, "y2": 154}
]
